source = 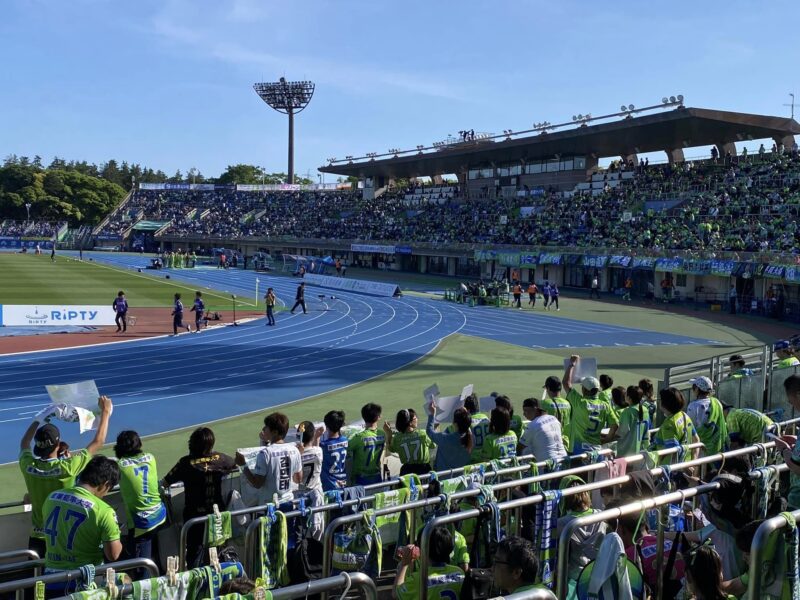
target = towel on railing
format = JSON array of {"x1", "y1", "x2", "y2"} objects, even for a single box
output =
[
  {"x1": 534, "y1": 489, "x2": 561, "y2": 589},
  {"x1": 257, "y1": 509, "x2": 288, "y2": 589},
  {"x1": 374, "y1": 487, "x2": 410, "y2": 545},
  {"x1": 206, "y1": 511, "x2": 233, "y2": 547}
]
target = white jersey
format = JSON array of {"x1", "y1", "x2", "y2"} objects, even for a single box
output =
[
  {"x1": 299, "y1": 446, "x2": 323, "y2": 493},
  {"x1": 251, "y1": 442, "x2": 302, "y2": 505},
  {"x1": 519, "y1": 414, "x2": 567, "y2": 462}
]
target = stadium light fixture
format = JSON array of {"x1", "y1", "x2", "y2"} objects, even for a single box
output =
[{"x1": 254, "y1": 77, "x2": 316, "y2": 184}]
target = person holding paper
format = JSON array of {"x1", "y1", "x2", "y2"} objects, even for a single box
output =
[
  {"x1": 19, "y1": 395, "x2": 113, "y2": 560},
  {"x1": 384, "y1": 409, "x2": 435, "y2": 476},
  {"x1": 562, "y1": 355, "x2": 618, "y2": 453},
  {"x1": 426, "y1": 404, "x2": 472, "y2": 470},
  {"x1": 236, "y1": 413, "x2": 303, "y2": 507}
]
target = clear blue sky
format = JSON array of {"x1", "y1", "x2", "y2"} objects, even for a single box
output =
[{"x1": 2, "y1": 0, "x2": 798, "y2": 178}]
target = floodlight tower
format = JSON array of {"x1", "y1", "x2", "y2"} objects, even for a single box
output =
[{"x1": 253, "y1": 78, "x2": 315, "y2": 184}]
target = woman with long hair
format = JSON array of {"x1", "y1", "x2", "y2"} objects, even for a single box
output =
[
  {"x1": 426, "y1": 404, "x2": 473, "y2": 470},
  {"x1": 685, "y1": 545, "x2": 735, "y2": 600},
  {"x1": 162, "y1": 427, "x2": 236, "y2": 566},
  {"x1": 384, "y1": 408, "x2": 435, "y2": 475}
]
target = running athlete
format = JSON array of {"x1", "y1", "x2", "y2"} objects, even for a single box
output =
[
  {"x1": 542, "y1": 281, "x2": 551, "y2": 310},
  {"x1": 171, "y1": 293, "x2": 192, "y2": 335},
  {"x1": 527, "y1": 282, "x2": 538, "y2": 307},
  {"x1": 113, "y1": 291, "x2": 128, "y2": 333},
  {"x1": 190, "y1": 291, "x2": 206, "y2": 332}
]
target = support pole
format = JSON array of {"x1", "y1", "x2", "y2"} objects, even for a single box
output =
[{"x1": 287, "y1": 108, "x2": 294, "y2": 184}]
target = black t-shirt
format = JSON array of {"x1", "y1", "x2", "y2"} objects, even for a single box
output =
[
  {"x1": 296, "y1": 286, "x2": 304, "y2": 300},
  {"x1": 163, "y1": 452, "x2": 237, "y2": 519}
]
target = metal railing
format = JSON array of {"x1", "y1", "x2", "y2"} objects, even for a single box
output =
[
  {"x1": 181, "y1": 452, "x2": 552, "y2": 570},
  {"x1": 317, "y1": 447, "x2": 651, "y2": 582},
  {"x1": 489, "y1": 590, "x2": 559, "y2": 600},
  {"x1": 746, "y1": 509, "x2": 800, "y2": 600},
  {"x1": 50, "y1": 571, "x2": 377, "y2": 600},
  {"x1": 555, "y1": 442, "x2": 781, "y2": 599},
  {"x1": 319, "y1": 444, "x2": 700, "y2": 599},
  {"x1": 270, "y1": 572, "x2": 377, "y2": 600},
  {"x1": 0, "y1": 558, "x2": 158, "y2": 595}
]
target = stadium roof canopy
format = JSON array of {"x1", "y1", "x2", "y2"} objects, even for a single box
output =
[{"x1": 319, "y1": 107, "x2": 800, "y2": 179}]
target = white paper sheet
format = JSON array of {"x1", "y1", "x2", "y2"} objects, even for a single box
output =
[
  {"x1": 479, "y1": 395, "x2": 496, "y2": 413},
  {"x1": 563, "y1": 357, "x2": 598, "y2": 383},
  {"x1": 236, "y1": 446, "x2": 265, "y2": 470},
  {"x1": 46, "y1": 380, "x2": 99, "y2": 410},
  {"x1": 432, "y1": 395, "x2": 464, "y2": 425},
  {"x1": 44, "y1": 380, "x2": 100, "y2": 433}
]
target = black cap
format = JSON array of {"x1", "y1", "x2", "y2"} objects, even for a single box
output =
[
  {"x1": 543, "y1": 376, "x2": 562, "y2": 391},
  {"x1": 33, "y1": 424, "x2": 60, "y2": 456},
  {"x1": 721, "y1": 402, "x2": 734, "y2": 410}
]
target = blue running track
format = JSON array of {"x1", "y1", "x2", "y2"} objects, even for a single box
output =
[{"x1": 0, "y1": 253, "x2": 721, "y2": 463}]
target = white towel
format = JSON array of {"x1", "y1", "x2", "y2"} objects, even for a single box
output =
[{"x1": 587, "y1": 532, "x2": 633, "y2": 600}]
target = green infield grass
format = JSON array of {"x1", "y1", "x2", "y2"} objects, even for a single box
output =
[{"x1": 0, "y1": 253, "x2": 255, "y2": 310}]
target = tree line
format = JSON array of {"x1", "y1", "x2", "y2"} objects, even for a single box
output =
[{"x1": 0, "y1": 155, "x2": 329, "y2": 225}]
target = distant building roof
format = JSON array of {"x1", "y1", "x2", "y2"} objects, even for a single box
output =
[{"x1": 319, "y1": 107, "x2": 800, "y2": 179}]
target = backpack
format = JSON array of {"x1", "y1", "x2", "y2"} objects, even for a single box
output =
[{"x1": 287, "y1": 513, "x2": 324, "y2": 599}]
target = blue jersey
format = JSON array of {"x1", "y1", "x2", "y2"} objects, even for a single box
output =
[
  {"x1": 319, "y1": 435, "x2": 348, "y2": 491},
  {"x1": 551, "y1": 285, "x2": 559, "y2": 297},
  {"x1": 113, "y1": 297, "x2": 128, "y2": 313},
  {"x1": 174, "y1": 300, "x2": 184, "y2": 315},
  {"x1": 542, "y1": 284, "x2": 551, "y2": 296},
  {"x1": 192, "y1": 298, "x2": 205, "y2": 316}
]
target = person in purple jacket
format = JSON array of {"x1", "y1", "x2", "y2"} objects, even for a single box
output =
[{"x1": 113, "y1": 291, "x2": 128, "y2": 333}]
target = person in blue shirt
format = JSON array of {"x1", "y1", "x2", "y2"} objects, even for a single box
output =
[
  {"x1": 171, "y1": 293, "x2": 192, "y2": 335},
  {"x1": 542, "y1": 281, "x2": 551, "y2": 310},
  {"x1": 113, "y1": 290, "x2": 128, "y2": 333},
  {"x1": 317, "y1": 410, "x2": 348, "y2": 492},
  {"x1": 550, "y1": 283, "x2": 560, "y2": 311},
  {"x1": 190, "y1": 291, "x2": 206, "y2": 332}
]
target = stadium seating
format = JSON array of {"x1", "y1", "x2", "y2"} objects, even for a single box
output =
[{"x1": 90, "y1": 150, "x2": 800, "y2": 257}]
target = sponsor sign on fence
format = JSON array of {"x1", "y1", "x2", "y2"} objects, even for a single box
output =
[
  {"x1": 302, "y1": 273, "x2": 400, "y2": 297},
  {"x1": 0, "y1": 305, "x2": 117, "y2": 326}
]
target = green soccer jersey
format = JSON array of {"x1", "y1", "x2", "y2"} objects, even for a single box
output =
[
  {"x1": 469, "y1": 413, "x2": 491, "y2": 461},
  {"x1": 566, "y1": 388, "x2": 619, "y2": 453},
  {"x1": 414, "y1": 525, "x2": 469, "y2": 567},
  {"x1": 652, "y1": 412, "x2": 695, "y2": 451},
  {"x1": 510, "y1": 414, "x2": 524, "y2": 440},
  {"x1": 117, "y1": 452, "x2": 166, "y2": 536},
  {"x1": 42, "y1": 486, "x2": 120, "y2": 570},
  {"x1": 347, "y1": 428, "x2": 386, "y2": 479},
  {"x1": 688, "y1": 397, "x2": 728, "y2": 455},
  {"x1": 541, "y1": 395, "x2": 572, "y2": 448},
  {"x1": 479, "y1": 432, "x2": 518, "y2": 462},
  {"x1": 390, "y1": 429, "x2": 434, "y2": 465},
  {"x1": 726, "y1": 408, "x2": 774, "y2": 445},
  {"x1": 616, "y1": 405, "x2": 651, "y2": 458},
  {"x1": 396, "y1": 563, "x2": 465, "y2": 600},
  {"x1": 19, "y1": 449, "x2": 93, "y2": 539}
]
